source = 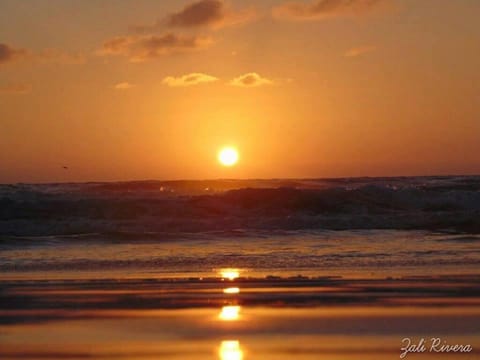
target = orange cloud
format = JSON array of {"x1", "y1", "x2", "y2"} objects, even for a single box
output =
[
  {"x1": 166, "y1": 0, "x2": 255, "y2": 29},
  {"x1": 273, "y1": 0, "x2": 390, "y2": 21},
  {"x1": 163, "y1": 73, "x2": 219, "y2": 87},
  {"x1": 132, "y1": 0, "x2": 256, "y2": 32},
  {"x1": 229, "y1": 73, "x2": 273, "y2": 87},
  {"x1": 344, "y1": 45, "x2": 376, "y2": 57},
  {"x1": 0, "y1": 43, "x2": 28, "y2": 64},
  {"x1": 37, "y1": 49, "x2": 86, "y2": 64},
  {"x1": 168, "y1": 0, "x2": 224, "y2": 27},
  {"x1": 98, "y1": 33, "x2": 213, "y2": 62},
  {"x1": 99, "y1": 36, "x2": 132, "y2": 55},
  {"x1": 114, "y1": 82, "x2": 136, "y2": 90},
  {"x1": 1, "y1": 43, "x2": 85, "y2": 66},
  {"x1": 0, "y1": 83, "x2": 32, "y2": 94}
]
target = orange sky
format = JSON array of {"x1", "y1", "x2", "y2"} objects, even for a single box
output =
[{"x1": 1, "y1": 0, "x2": 479, "y2": 183}]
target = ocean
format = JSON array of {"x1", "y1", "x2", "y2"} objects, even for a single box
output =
[{"x1": 1, "y1": 176, "x2": 479, "y2": 359}]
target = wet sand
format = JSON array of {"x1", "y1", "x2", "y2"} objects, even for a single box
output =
[{"x1": 1, "y1": 275, "x2": 479, "y2": 359}]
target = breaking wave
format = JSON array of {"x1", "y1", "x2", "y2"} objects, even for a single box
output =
[{"x1": 1, "y1": 176, "x2": 480, "y2": 237}]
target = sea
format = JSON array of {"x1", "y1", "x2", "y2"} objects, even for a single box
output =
[{"x1": 1, "y1": 176, "x2": 479, "y2": 359}]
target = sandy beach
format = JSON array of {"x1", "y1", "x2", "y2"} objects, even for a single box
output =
[{"x1": 1, "y1": 274, "x2": 479, "y2": 359}]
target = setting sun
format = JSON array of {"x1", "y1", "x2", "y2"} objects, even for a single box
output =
[{"x1": 218, "y1": 147, "x2": 239, "y2": 167}]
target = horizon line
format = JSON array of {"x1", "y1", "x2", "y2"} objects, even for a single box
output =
[{"x1": 2, "y1": 173, "x2": 479, "y2": 186}]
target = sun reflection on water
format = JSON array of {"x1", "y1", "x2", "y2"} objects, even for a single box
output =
[
  {"x1": 219, "y1": 340, "x2": 243, "y2": 360},
  {"x1": 223, "y1": 287, "x2": 240, "y2": 294},
  {"x1": 220, "y1": 268, "x2": 240, "y2": 280},
  {"x1": 219, "y1": 305, "x2": 241, "y2": 321}
]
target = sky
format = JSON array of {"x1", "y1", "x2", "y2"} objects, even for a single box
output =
[{"x1": 1, "y1": 0, "x2": 479, "y2": 183}]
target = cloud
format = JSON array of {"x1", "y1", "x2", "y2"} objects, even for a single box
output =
[
  {"x1": 37, "y1": 49, "x2": 86, "y2": 64},
  {"x1": 168, "y1": 0, "x2": 225, "y2": 27},
  {"x1": 344, "y1": 45, "x2": 376, "y2": 57},
  {"x1": 0, "y1": 43, "x2": 28, "y2": 64},
  {"x1": 114, "y1": 82, "x2": 136, "y2": 90},
  {"x1": 132, "y1": 0, "x2": 255, "y2": 32},
  {"x1": 273, "y1": 0, "x2": 390, "y2": 21},
  {"x1": 100, "y1": 36, "x2": 133, "y2": 55},
  {"x1": 0, "y1": 43, "x2": 85, "y2": 66},
  {"x1": 0, "y1": 83, "x2": 32, "y2": 94},
  {"x1": 229, "y1": 73, "x2": 273, "y2": 87},
  {"x1": 98, "y1": 33, "x2": 212, "y2": 62},
  {"x1": 163, "y1": 73, "x2": 219, "y2": 87},
  {"x1": 168, "y1": 0, "x2": 255, "y2": 28}
]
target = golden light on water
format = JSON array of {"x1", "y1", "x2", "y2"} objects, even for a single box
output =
[
  {"x1": 219, "y1": 305, "x2": 241, "y2": 321},
  {"x1": 218, "y1": 147, "x2": 239, "y2": 167},
  {"x1": 219, "y1": 340, "x2": 243, "y2": 360},
  {"x1": 223, "y1": 287, "x2": 240, "y2": 294},
  {"x1": 220, "y1": 268, "x2": 240, "y2": 280}
]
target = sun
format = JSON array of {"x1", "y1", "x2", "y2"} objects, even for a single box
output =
[{"x1": 218, "y1": 147, "x2": 239, "y2": 167}]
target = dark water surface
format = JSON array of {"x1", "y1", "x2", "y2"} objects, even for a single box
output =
[{"x1": 1, "y1": 177, "x2": 479, "y2": 359}]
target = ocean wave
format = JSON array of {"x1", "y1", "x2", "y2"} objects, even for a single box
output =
[{"x1": 1, "y1": 176, "x2": 480, "y2": 236}]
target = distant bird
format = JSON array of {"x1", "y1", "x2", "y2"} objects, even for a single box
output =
[{"x1": 62, "y1": 165, "x2": 69, "y2": 170}]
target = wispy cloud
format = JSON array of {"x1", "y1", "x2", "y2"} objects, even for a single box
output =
[
  {"x1": 0, "y1": 83, "x2": 32, "y2": 94},
  {"x1": 273, "y1": 0, "x2": 390, "y2": 21},
  {"x1": 163, "y1": 73, "x2": 219, "y2": 87},
  {"x1": 344, "y1": 45, "x2": 376, "y2": 57},
  {"x1": 229, "y1": 73, "x2": 273, "y2": 87},
  {"x1": 114, "y1": 82, "x2": 136, "y2": 90},
  {"x1": 98, "y1": 33, "x2": 213, "y2": 62},
  {"x1": 100, "y1": 1, "x2": 257, "y2": 63},
  {"x1": 0, "y1": 43, "x2": 28, "y2": 65},
  {"x1": 133, "y1": 0, "x2": 256, "y2": 32},
  {"x1": 1, "y1": 43, "x2": 86, "y2": 66},
  {"x1": 37, "y1": 49, "x2": 86, "y2": 64}
]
